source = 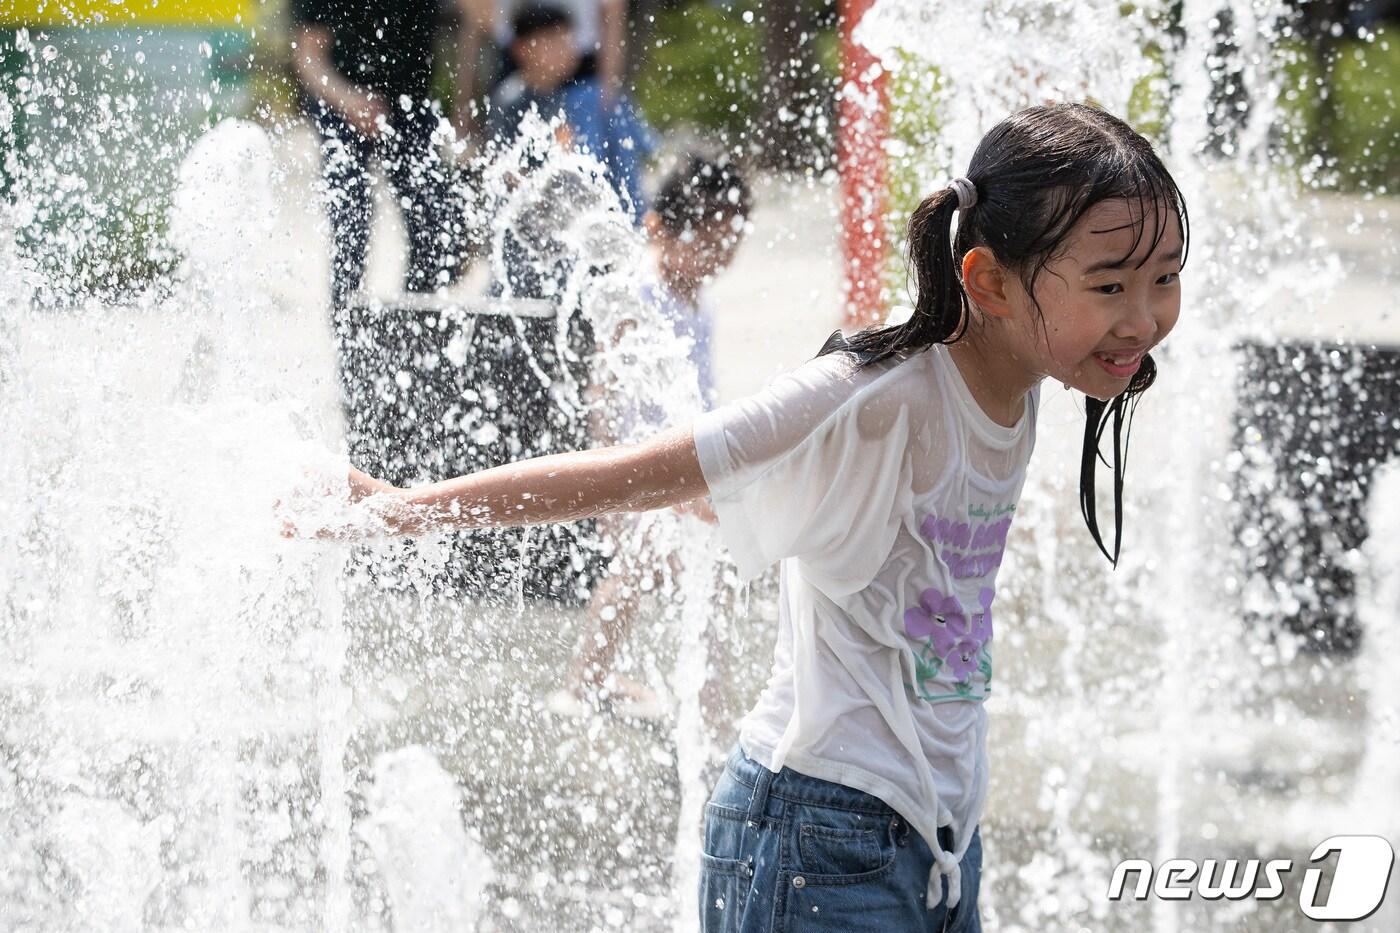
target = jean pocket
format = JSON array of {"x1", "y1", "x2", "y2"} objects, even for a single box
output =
[
  {"x1": 699, "y1": 854, "x2": 748, "y2": 933},
  {"x1": 700, "y1": 804, "x2": 753, "y2": 933},
  {"x1": 797, "y1": 822, "x2": 886, "y2": 877},
  {"x1": 781, "y1": 814, "x2": 908, "y2": 931},
  {"x1": 704, "y1": 803, "x2": 749, "y2": 857}
]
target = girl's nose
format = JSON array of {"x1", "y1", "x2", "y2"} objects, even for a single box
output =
[{"x1": 1112, "y1": 297, "x2": 1158, "y2": 342}]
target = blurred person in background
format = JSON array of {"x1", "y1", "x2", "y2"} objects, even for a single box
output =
[
  {"x1": 485, "y1": 3, "x2": 655, "y2": 216},
  {"x1": 455, "y1": 0, "x2": 630, "y2": 129},
  {"x1": 548, "y1": 155, "x2": 752, "y2": 719},
  {"x1": 291, "y1": 0, "x2": 471, "y2": 309}
]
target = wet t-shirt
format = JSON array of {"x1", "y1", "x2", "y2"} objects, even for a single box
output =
[{"x1": 691, "y1": 341, "x2": 1039, "y2": 910}]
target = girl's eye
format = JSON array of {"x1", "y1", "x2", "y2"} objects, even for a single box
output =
[
  {"x1": 1094, "y1": 283, "x2": 1123, "y2": 295},
  {"x1": 1158, "y1": 272, "x2": 1181, "y2": 285}
]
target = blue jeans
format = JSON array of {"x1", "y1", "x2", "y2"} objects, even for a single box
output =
[{"x1": 698, "y1": 746, "x2": 983, "y2": 933}]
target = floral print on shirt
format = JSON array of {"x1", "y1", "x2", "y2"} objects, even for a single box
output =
[
  {"x1": 903, "y1": 504, "x2": 1014, "y2": 702},
  {"x1": 904, "y1": 586, "x2": 994, "y2": 701}
]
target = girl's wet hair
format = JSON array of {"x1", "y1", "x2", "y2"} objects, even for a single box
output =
[{"x1": 819, "y1": 101, "x2": 1190, "y2": 565}]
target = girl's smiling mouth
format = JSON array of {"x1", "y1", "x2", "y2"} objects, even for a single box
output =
[{"x1": 1093, "y1": 348, "x2": 1147, "y2": 378}]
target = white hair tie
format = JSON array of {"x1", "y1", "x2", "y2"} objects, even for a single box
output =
[{"x1": 948, "y1": 177, "x2": 978, "y2": 211}]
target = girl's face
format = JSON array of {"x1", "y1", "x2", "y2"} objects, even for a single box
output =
[{"x1": 1009, "y1": 198, "x2": 1184, "y2": 401}]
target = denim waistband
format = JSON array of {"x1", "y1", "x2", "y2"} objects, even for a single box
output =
[{"x1": 725, "y1": 745, "x2": 898, "y2": 818}]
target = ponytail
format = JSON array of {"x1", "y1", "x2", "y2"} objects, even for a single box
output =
[{"x1": 817, "y1": 186, "x2": 971, "y2": 365}]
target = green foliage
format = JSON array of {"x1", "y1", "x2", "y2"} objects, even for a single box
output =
[
  {"x1": 1246, "y1": 31, "x2": 1398, "y2": 192},
  {"x1": 1274, "y1": 38, "x2": 1323, "y2": 164},
  {"x1": 1126, "y1": 43, "x2": 1169, "y2": 145},
  {"x1": 631, "y1": 0, "x2": 840, "y2": 155},
  {"x1": 1330, "y1": 30, "x2": 1399, "y2": 192},
  {"x1": 881, "y1": 56, "x2": 947, "y2": 306},
  {"x1": 633, "y1": 2, "x2": 764, "y2": 138}
]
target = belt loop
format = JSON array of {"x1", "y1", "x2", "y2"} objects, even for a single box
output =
[{"x1": 745, "y1": 761, "x2": 773, "y2": 827}]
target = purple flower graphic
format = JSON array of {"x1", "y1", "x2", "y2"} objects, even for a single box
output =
[
  {"x1": 904, "y1": 587, "x2": 961, "y2": 642},
  {"x1": 905, "y1": 586, "x2": 998, "y2": 684},
  {"x1": 945, "y1": 638, "x2": 982, "y2": 680}
]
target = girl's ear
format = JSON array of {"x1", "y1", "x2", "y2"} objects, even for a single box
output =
[{"x1": 961, "y1": 247, "x2": 1014, "y2": 320}]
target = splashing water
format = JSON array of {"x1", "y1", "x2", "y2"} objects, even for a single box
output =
[
  {"x1": 0, "y1": 110, "x2": 357, "y2": 926},
  {"x1": 1350, "y1": 464, "x2": 1400, "y2": 931},
  {"x1": 1, "y1": 72, "x2": 734, "y2": 927},
  {"x1": 357, "y1": 746, "x2": 492, "y2": 931}
]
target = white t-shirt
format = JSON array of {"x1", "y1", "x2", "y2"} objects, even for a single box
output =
[{"x1": 692, "y1": 340, "x2": 1039, "y2": 910}]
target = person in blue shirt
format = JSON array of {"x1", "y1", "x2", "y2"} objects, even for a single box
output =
[{"x1": 485, "y1": 4, "x2": 655, "y2": 217}]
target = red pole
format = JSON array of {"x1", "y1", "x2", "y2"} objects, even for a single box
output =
[{"x1": 837, "y1": 0, "x2": 890, "y2": 329}]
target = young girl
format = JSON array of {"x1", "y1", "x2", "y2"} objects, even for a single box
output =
[{"x1": 288, "y1": 102, "x2": 1188, "y2": 931}]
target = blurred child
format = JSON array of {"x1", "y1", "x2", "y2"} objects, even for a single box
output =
[
  {"x1": 547, "y1": 156, "x2": 752, "y2": 718},
  {"x1": 486, "y1": 3, "x2": 654, "y2": 215}
]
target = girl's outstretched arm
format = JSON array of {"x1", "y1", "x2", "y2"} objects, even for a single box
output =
[{"x1": 321, "y1": 425, "x2": 709, "y2": 538}]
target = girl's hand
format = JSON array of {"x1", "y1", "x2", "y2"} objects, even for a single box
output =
[{"x1": 277, "y1": 466, "x2": 402, "y2": 540}]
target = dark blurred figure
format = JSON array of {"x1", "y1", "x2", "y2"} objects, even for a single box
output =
[{"x1": 291, "y1": 0, "x2": 470, "y2": 309}]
